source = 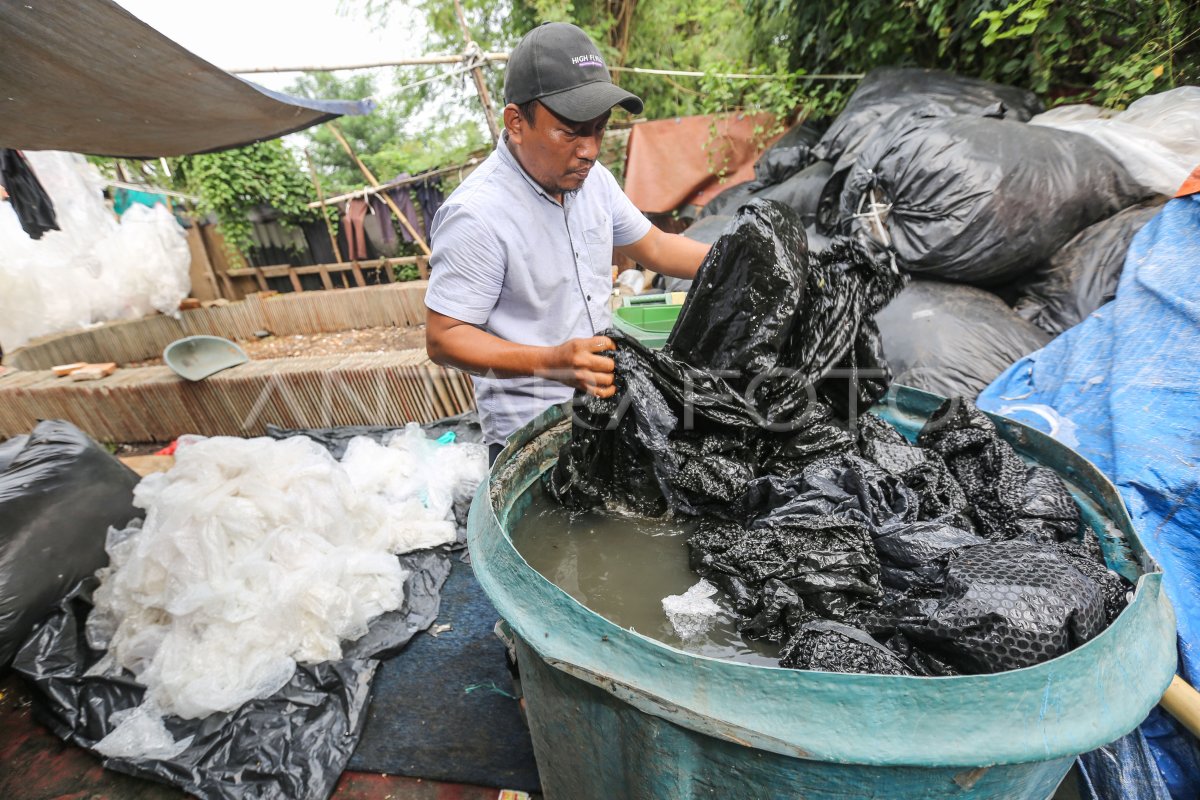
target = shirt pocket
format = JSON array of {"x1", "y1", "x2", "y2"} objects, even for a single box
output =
[{"x1": 582, "y1": 222, "x2": 614, "y2": 279}]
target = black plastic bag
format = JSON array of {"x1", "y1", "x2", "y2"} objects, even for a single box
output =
[
  {"x1": 1015, "y1": 198, "x2": 1167, "y2": 335},
  {"x1": 812, "y1": 68, "x2": 1043, "y2": 166},
  {"x1": 0, "y1": 433, "x2": 29, "y2": 472},
  {"x1": 873, "y1": 521, "x2": 986, "y2": 593},
  {"x1": 548, "y1": 200, "x2": 903, "y2": 516},
  {"x1": 897, "y1": 540, "x2": 1106, "y2": 674},
  {"x1": 856, "y1": 413, "x2": 973, "y2": 530},
  {"x1": 0, "y1": 148, "x2": 59, "y2": 239},
  {"x1": 681, "y1": 214, "x2": 734, "y2": 245},
  {"x1": 780, "y1": 619, "x2": 911, "y2": 674},
  {"x1": 839, "y1": 115, "x2": 1149, "y2": 285},
  {"x1": 917, "y1": 399, "x2": 1081, "y2": 544},
  {"x1": 874, "y1": 280, "x2": 1051, "y2": 398},
  {"x1": 698, "y1": 179, "x2": 762, "y2": 218},
  {"x1": 668, "y1": 200, "x2": 903, "y2": 423},
  {"x1": 0, "y1": 420, "x2": 140, "y2": 666},
  {"x1": 756, "y1": 160, "x2": 833, "y2": 227},
  {"x1": 13, "y1": 551, "x2": 451, "y2": 800},
  {"x1": 752, "y1": 120, "x2": 823, "y2": 185},
  {"x1": 667, "y1": 216, "x2": 736, "y2": 292}
]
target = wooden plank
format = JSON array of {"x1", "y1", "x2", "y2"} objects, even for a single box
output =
[{"x1": 119, "y1": 454, "x2": 175, "y2": 477}]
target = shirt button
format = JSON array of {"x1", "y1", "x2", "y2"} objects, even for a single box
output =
[{"x1": 587, "y1": 294, "x2": 592, "y2": 300}]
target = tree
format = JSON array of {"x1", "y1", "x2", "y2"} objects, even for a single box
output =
[
  {"x1": 171, "y1": 140, "x2": 318, "y2": 264},
  {"x1": 747, "y1": 0, "x2": 1200, "y2": 110},
  {"x1": 287, "y1": 66, "x2": 491, "y2": 196}
]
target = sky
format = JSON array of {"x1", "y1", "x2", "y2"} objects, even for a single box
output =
[{"x1": 114, "y1": 0, "x2": 428, "y2": 93}]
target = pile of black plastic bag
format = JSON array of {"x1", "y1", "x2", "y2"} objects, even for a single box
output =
[
  {"x1": 681, "y1": 67, "x2": 1165, "y2": 397},
  {"x1": 549, "y1": 198, "x2": 1131, "y2": 677}
]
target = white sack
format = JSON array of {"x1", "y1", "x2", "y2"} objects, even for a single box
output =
[{"x1": 1031, "y1": 87, "x2": 1200, "y2": 196}]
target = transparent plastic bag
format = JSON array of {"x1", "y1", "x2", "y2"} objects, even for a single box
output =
[
  {"x1": 0, "y1": 151, "x2": 190, "y2": 351},
  {"x1": 1031, "y1": 87, "x2": 1200, "y2": 195}
]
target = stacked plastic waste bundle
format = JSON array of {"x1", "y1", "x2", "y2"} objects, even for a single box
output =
[
  {"x1": 548, "y1": 199, "x2": 1130, "y2": 676},
  {"x1": 86, "y1": 425, "x2": 486, "y2": 756},
  {"x1": 0, "y1": 151, "x2": 191, "y2": 353},
  {"x1": 679, "y1": 70, "x2": 1199, "y2": 396}
]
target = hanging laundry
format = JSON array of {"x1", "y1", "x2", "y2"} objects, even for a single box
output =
[
  {"x1": 412, "y1": 176, "x2": 445, "y2": 240},
  {"x1": 384, "y1": 174, "x2": 423, "y2": 244},
  {"x1": 365, "y1": 194, "x2": 403, "y2": 257},
  {"x1": 0, "y1": 148, "x2": 59, "y2": 239},
  {"x1": 112, "y1": 187, "x2": 168, "y2": 217},
  {"x1": 343, "y1": 197, "x2": 371, "y2": 260}
]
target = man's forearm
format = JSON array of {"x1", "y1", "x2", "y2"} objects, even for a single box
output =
[
  {"x1": 426, "y1": 310, "x2": 619, "y2": 397},
  {"x1": 619, "y1": 228, "x2": 711, "y2": 280},
  {"x1": 427, "y1": 319, "x2": 549, "y2": 379}
]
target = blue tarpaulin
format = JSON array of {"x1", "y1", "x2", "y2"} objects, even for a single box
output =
[
  {"x1": 0, "y1": 0, "x2": 373, "y2": 157},
  {"x1": 978, "y1": 181, "x2": 1200, "y2": 799}
]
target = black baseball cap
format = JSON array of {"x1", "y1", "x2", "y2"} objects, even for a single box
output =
[{"x1": 504, "y1": 22, "x2": 644, "y2": 122}]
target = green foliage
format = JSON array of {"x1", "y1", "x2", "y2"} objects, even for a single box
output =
[
  {"x1": 393, "y1": 262, "x2": 422, "y2": 281},
  {"x1": 286, "y1": 70, "x2": 488, "y2": 195},
  {"x1": 171, "y1": 140, "x2": 317, "y2": 265},
  {"x1": 749, "y1": 0, "x2": 1199, "y2": 111}
]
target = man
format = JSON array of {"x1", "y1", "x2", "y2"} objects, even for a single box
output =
[{"x1": 425, "y1": 22, "x2": 711, "y2": 462}]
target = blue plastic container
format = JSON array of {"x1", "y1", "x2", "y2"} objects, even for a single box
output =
[{"x1": 468, "y1": 386, "x2": 1176, "y2": 799}]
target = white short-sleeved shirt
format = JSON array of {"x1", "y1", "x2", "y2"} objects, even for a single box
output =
[{"x1": 425, "y1": 136, "x2": 652, "y2": 446}]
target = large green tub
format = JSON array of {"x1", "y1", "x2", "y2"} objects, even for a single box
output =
[{"x1": 467, "y1": 386, "x2": 1176, "y2": 799}]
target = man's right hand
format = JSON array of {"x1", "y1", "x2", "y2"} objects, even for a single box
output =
[{"x1": 538, "y1": 336, "x2": 617, "y2": 398}]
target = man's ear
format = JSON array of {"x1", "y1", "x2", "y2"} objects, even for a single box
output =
[{"x1": 503, "y1": 104, "x2": 524, "y2": 144}]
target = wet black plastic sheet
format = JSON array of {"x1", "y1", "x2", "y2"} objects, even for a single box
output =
[
  {"x1": 874, "y1": 280, "x2": 1051, "y2": 398},
  {"x1": 13, "y1": 551, "x2": 451, "y2": 800},
  {"x1": 681, "y1": 400, "x2": 1131, "y2": 677},
  {"x1": 839, "y1": 113, "x2": 1150, "y2": 285},
  {"x1": 917, "y1": 400, "x2": 1081, "y2": 544},
  {"x1": 0, "y1": 420, "x2": 140, "y2": 666},
  {"x1": 547, "y1": 199, "x2": 904, "y2": 516},
  {"x1": 811, "y1": 67, "x2": 1043, "y2": 167},
  {"x1": 1015, "y1": 198, "x2": 1167, "y2": 335},
  {"x1": 547, "y1": 192, "x2": 1130, "y2": 677},
  {"x1": 896, "y1": 540, "x2": 1106, "y2": 673}
]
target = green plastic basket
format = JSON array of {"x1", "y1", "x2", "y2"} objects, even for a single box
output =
[{"x1": 613, "y1": 295, "x2": 683, "y2": 349}]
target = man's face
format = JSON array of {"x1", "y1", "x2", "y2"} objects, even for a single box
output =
[{"x1": 505, "y1": 102, "x2": 610, "y2": 199}]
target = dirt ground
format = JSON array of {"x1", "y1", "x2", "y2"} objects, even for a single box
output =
[{"x1": 128, "y1": 325, "x2": 428, "y2": 367}]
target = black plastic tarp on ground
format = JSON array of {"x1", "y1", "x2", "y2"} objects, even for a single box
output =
[{"x1": 0, "y1": 0, "x2": 373, "y2": 157}]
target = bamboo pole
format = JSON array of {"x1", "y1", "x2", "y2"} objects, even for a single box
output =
[
  {"x1": 304, "y1": 149, "x2": 345, "y2": 264},
  {"x1": 325, "y1": 123, "x2": 431, "y2": 256},
  {"x1": 306, "y1": 157, "x2": 481, "y2": 209},
  {"x1": 453, "y1": 0, "x2": 501, "y2": 145},
  {"x1": 227, "y1": 53, "x2": 510, "y2": 74},
  {"x1": 1161, "y1": 675, "x2": 1200, "y2": 739},
  {"x1": 227, "y1": 53, "x2": 862, "y2": 82}
]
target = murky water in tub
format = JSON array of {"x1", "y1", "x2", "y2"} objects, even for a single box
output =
[{"x1": 511, "y1": 483, "x2": 780, "y2": 666}]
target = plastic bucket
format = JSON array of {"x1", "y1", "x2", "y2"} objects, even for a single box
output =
[
  {"x1": 612, "y1": 294, "x2": 685, "y2": 349},
  {"x1": 468, "y1": 385, "x2": 1176, "y2": 799}
]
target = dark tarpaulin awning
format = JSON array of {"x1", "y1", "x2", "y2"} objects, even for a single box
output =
[{"x1": 0, "y1": 0, "x2": 374, "y2": 158}]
